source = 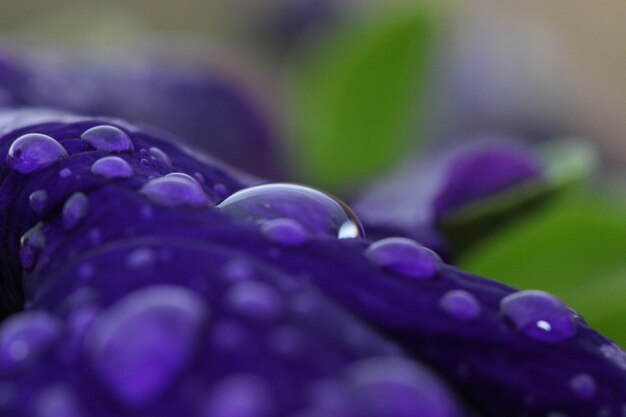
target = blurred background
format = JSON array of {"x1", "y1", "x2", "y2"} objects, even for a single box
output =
[{"x1": 2, "y1": 1, "x2": 626, "y2": 342}]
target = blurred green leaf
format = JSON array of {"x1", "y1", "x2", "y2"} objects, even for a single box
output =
[
  {"x1": 442, "y1": 140, "x2": 596, "y2": 256},
  {"x1": 460, "y1": 195, "x2": 626, "y2": 345},
  {"x1": 292, "y1": 6, "x2": 440, "y2": 189}
]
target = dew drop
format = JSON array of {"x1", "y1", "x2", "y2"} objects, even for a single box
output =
[
  {"x1": 29, "y1": 189, "x2": 48, "y2": 213},
  {"x1": 125, "y1": 248, "x2": 157, "y2": 269},
  {"x1": 211, "y1": 320, "x2": 247, "y2": 352},
  {"x1": 217, "y1": 183, "x2": 364, "y2": 238},
  {"x1": 86, "y1": 285, "x2": 208, "y2": 407},
  {"x1": 139, "y1": 159, "x2": 150, "y2": 169},
  {"x1": 500, "y1": 290, "x2": 576, "y2": 344},
  {"x1": 438, "y1": 290, "x2": 481, "y2": 322},
  {"x1": 6, "y1": 133, "x2": 68, "y2": 174},
  {"x1": 90, "y1": 156, "x2": 133, "y2": 179},
  {"x1": 220, "y1": 259, "x2": 256, "y2": 283},
  {"x1": 58, "y1": 168, "x2": 72, "y2": 178},
  {"x1": 201, "y1": 374, "x2": 273, "y2": 417},
  {"x1": 140, "y1": 173, "x2": 209, "y2": 207},
  {"x1": 81, "y1": 125, "x2": 133, "y2": 152},
  {"x1": 261, "y1": 218, "x2": 310, "y2": 247},
  {"x1": 20, "y1": 222, "x2": 45, "y2": 271},
  {"x1": 365, "y1": 237, "x2": 442, "y2": 280},
  {"x1": 0, "y1": 311, "x2": 62, "y2": 375},
  {"x1": 148, "y1": 147, "x2": 172, "y2": 167},
  {"x1": 225, "y1": 281, "x2": 282, "y2": 321},
  {"x1": 569, "y1": 373, "x2": 597, "y2": 400},
  {"x1": 62, "y1": 192, "x2": 89, "y2": 230}
]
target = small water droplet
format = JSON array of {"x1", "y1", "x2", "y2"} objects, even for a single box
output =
[
  {"x1": 29, "y1": 190, "x2": 48, "y2": 213},
  {"x1": 34, "y1": 385, "x2": 83, "y2": 417},
  {"x1": 58, "y1": 168, "x2": 72, "y2": 178},
  {"x1": 220, "y1": 259, "x2": 256, "y2": 283},
  {"x1": 569, "y1": 373, "x2": 597, "y2": 400},
  {"x1": 500, "y1": 290, "x2": 576, "y2": 344},
  {"x1": 217, "y1": 183, "x2": 364, "y2": 238},
  {"x1": 81, "y1": 125, "x2": 133, "y2": 152},
  {"x1": 0, "y1": 311, "x2": 62, "y2": 374},
  {"x1": 148, "y1": 147, "x2": 172, "y2": 167},
  {"x1": 261, "y1": 218, "x2": 310, "y2": 247},
  {"x1": 201, "y1": 374, "x2": 273, "y2": 417},
  {"x1": 62, "y1": 192, "x2": 89, "y2": 230},
  {"x1": 125, "y1": 248, "x2": 157, "y2": 269},
  {"x1": 213, "y1": 183, "x2": 228, "y2": 197},
  {"x1": 88, "y1": 228, "x2": 102, "y2": 245},
  {"x1": 20, "y1": 222, "x2": 45, "y2": 271},
  {"x1": 365, "y1": 237, "x2": 442, "y2": 280},
  {"x1": 225, "y1": 281, "x2": 282, "y2": 321},
  {"x1": 86, "y1": 285, "x2": 208, "y2": 407},
  {"x1": 139, "y1": 159, "x2": 151, "y2": 169},
  {"x1": 438, "y1": 290, "x2": 481, "y2": 321},
  {"x1": 7, "y1": 133, "x2": 68, "y2": 174},
  {"x1": 140, "y1": 173, "x2": 209, "y2": 207},
  {"x1": 77, "y1": 263, "x2": 95, "y2": 280},
  {"x1": 267, "y1": 326, "x2": 303, "y2": 357},
  {"x1": 90, "y1": 156, "x2": 133, "y2": 179}
]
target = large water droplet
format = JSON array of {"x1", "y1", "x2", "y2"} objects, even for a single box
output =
[
  {"x1": 365, "y1": 237, "x2": 442, "y2": 280},
  {"x1": 140, "y1": 173, "x2": 209, "y2": 207},
  {"x1": 500, "y1": 290, "x2": 576, "y2": 344},
  {"x1": 225, "y1": 281, "x2": 282, "y2": 321},
  {"x1": 0, "y1": 311, "x2": 62, "y2": 375},
  {"x1": 569, "y1": 373, "x2": 597, "y2": 400},
  {"x1": 201, "y1": 374, "x2": 273, "y2": 417},
  {"x1": 90, "y1": 156, "x2": 133, "y2": 179},
  {"x1": 438, "y1": 290, "x2": 481, "y2": 322},
  {"x1": 20, "y1": 222, "x2": 46, "y2": 271},
  {"x1": 81, "y1": 125, "x2": 133, "y2": 152},
  {"x1": 217, "y1": 183, "x2": 364, "y2": 238},
  {"x1": 86, "y1": 285, "x2": 208, "y2": 407},
  {"x1": 261, "y1": 218, "x2": 310, "y2": 247},
  {"x1": 62, "y1": 192, "x2": 89, "y2": 230},
  {"x1": 6, "y1": 133, "x2": 68, "y2": 174},
  {"x1": 29, "y1": 189, "x2": 48, "y2": 213}
]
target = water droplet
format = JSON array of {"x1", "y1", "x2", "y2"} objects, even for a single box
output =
[
  {"x1": 140, "y1": 173, "x2": 209, "y2": 207},
  {"x1": 88, "y1": 228, "x2": 102, "y2": 245},
  {"x1": 225, "y1": 281, "x2": 282, "y2": 321},
  {"x1": 81, "y1": 125, "x2": 133, "y2": 152},
  {"x1": 58, "y1": 168, "x2": 72, "y2": 178},
  {"x1": 125, "y1": 248, "x2": 157, "y2": 269},
  {"x1": 6, "y1": 133, "x2": 68, "y2": 174},
  {"x1": 217, "y1": 183, "x2": 364, "y2": 238},
  {"x1": 500, "y1": 290, "x2": 576, "y2": 344},
  {"x1": 365, "y1": 237, "x2": 442, "y2": 280},
  {"x1": 214, "y1": 183, "x2": 229, "y2": 197},
  {"x1": 29, "y1": 190, "x2": 48, "y2": 213},
  {"x1": 438, "y1": 290, "x2": 481, "y2": 322},
  {"x1": 62, "y1": 192, "x2": 89, "y2": 230},
  {"x1": 86, "y1": 285, "x2": 208, "y2": 407},
  {"x1": 569, "y1": 373, "x2": 597, "y2": 400},
  {"x1": 20, "y1": 222, "x2": 45, "y2": 271},
  {"x1": 201, "y1": 374, "x2": 273, "y2": 417},
  {"x1": 139, "y1": 159, "x2": 151, "y2": 169},
  {"x1": 77, "y1": 263, "x2": 95, "y2": 280},
  {"x1": 34, "y1": 385, "x2": 83, "y2": 417},
  {"x1": 148, "y1": 147, "x2": 172, "y2": 167},
  {"x1": 220, "y1": 259, "x2": 256, "y2": 283},
  {"x1": 0, "y1": 311, "x2": 62, "y2": 374},
  {"x1": 90, "y1": 156, "x2": 133, "y2": 179},
  {"x1": 346, "y1": 357, "x2": 462, "y2": 417},
  {"x1": 261, "y1": 218, "x2": 310, "y2": 247}
]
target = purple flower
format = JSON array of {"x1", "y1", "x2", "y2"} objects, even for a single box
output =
[{"x1": 0, "y1": 109, "x2": 624, "y2": 417}]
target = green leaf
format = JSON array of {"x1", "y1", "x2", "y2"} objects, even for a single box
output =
[
  {"x1": 460, "y1": 195, "x2": 626, "y2": 345},
  {"x1": 442, "y1": 140, "x2": 596, "y2": 256},
  {"x1": 291, "y1": 6, "x2": 441, "y2": 190}
]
